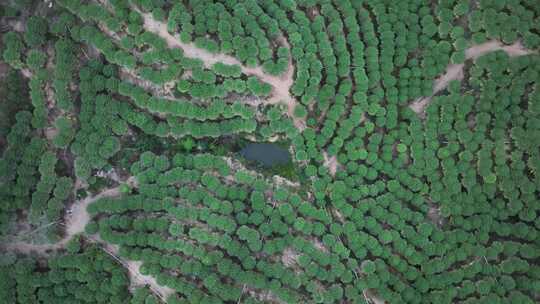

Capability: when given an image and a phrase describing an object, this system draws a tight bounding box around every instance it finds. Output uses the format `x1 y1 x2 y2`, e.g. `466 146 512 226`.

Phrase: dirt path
2 176 173 301
138 11 305 130
465 40 534 58
89 235 175 301
2 184 124 254
65 186 122 237
409 40 537 116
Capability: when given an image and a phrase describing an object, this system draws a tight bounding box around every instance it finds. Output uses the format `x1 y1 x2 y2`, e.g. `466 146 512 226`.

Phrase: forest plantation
0 0 539 303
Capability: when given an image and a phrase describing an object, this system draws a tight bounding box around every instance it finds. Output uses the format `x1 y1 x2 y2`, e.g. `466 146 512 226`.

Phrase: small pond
239 143 291 167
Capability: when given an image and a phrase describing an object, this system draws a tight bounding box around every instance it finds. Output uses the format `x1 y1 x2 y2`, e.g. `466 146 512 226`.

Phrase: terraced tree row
88 152 365 303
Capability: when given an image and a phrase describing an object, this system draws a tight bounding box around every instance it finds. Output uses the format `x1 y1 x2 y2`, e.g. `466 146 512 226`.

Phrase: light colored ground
139 12 305 130
281 247 300 268
20 68 32 78
125 259 175 300
44 127 59 140
310 237 329 253
409 40 536 116
364 289 386 304
465 39 533 58
322 151 339 177
64 186 122 237
7 19 25 32
272 174 300 188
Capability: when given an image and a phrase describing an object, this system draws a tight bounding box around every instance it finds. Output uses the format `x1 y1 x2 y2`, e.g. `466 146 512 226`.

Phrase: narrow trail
89 235 175 301
139 12 305 130
409 40 537 116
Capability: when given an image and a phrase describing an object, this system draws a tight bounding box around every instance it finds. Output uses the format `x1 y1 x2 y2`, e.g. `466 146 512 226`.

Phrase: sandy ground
322 151 339 176
223 156 299 189
19 56 62 141
20 68 33 78
272 175 300 188
139 12 305 130
7 19 25 32
364 289 386 304
44 127 59 140
310 237 329 253
281 247 300 268
125 259 175 300
64 186 122 237
409 40 536 116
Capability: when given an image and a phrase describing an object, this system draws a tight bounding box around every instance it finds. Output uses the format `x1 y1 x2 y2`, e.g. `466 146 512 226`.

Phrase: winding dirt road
409 40 536 116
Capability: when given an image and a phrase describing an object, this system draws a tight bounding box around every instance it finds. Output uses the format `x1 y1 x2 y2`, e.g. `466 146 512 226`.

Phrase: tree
74 157 91 181
361 260 376 274
53 116 75 148
53 177 73 201
293 104 308 118
451 50 466 64
2 32 24 68
24 16 48 47
26 50 47 70
99 136 121 159
247 77 272 97
212 62 241 78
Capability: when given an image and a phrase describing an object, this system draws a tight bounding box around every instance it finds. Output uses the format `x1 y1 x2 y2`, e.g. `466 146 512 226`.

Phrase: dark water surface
239 143 291 167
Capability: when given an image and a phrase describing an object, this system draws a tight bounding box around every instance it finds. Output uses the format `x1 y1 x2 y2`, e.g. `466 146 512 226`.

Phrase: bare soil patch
323 151 339 176
281 247 300 268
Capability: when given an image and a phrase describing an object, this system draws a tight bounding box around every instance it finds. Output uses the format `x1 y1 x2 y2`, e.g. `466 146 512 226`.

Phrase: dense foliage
0 0 539 303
